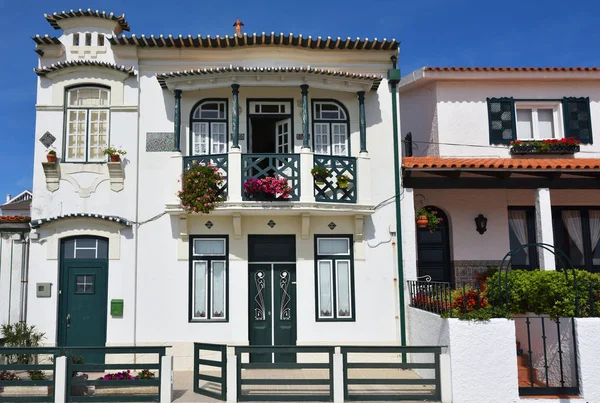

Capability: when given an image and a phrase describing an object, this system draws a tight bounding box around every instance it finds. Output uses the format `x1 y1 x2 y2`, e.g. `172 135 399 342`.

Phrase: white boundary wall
575 318 600 402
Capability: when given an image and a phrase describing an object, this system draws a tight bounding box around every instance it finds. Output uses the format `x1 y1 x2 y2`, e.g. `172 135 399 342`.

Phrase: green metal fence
193 342 227 401
341 346 442 402
242 154 301 201
234 345 334 402
64 346 166 402
0 347 60 402
183 154 229 198
313 156 357 203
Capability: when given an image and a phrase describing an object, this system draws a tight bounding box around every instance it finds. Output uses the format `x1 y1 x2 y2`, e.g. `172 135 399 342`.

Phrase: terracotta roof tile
403 157 600 170
425 66 600 73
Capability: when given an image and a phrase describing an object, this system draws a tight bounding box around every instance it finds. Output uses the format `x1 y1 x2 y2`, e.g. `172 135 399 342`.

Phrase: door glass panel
64 238 107 259
279 270 291 320
589 211 600 265
212 262 226 319
314 123 330 155
75 275 95 294
211 123 227 154
336 261 351 317
194 239 225 255
318 238 349 255
194 262 208 319
253 270 267 321
318 261 333 318
561 210 585 266
193 122 209 155
508 210 530 265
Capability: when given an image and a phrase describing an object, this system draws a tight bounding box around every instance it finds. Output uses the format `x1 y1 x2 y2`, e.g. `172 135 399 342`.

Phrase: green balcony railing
183 154 228 198
313 155 357 203
242 154 300 201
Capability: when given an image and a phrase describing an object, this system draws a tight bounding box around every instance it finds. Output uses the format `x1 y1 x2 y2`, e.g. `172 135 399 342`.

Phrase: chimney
5 194 10 203
233 18 244 37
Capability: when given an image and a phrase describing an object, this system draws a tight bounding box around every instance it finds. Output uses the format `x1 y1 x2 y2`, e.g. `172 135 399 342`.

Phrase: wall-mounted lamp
475 214 488 235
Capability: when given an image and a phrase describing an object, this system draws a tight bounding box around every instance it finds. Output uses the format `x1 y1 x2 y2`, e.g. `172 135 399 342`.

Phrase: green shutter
487 97 516 145
562 97 593 144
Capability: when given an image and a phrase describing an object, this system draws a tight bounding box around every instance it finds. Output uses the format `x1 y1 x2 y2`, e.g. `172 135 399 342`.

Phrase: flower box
244 176 291 201
510 139 581 154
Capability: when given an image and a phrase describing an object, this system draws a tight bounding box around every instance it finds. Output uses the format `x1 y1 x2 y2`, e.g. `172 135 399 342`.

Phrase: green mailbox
111 299 124 316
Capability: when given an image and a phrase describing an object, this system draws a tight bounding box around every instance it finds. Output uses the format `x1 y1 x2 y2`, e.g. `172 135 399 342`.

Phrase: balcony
181 152 367 208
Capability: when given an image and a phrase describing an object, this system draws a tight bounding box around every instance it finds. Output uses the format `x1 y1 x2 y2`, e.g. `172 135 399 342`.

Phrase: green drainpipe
388 55 407 353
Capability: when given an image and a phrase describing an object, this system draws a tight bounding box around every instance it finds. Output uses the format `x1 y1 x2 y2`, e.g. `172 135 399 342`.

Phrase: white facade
27 12 402 369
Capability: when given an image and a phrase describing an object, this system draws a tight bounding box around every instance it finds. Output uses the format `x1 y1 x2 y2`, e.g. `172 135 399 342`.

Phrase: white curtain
508 210 529 258
562 210 585 256
589 211 600 263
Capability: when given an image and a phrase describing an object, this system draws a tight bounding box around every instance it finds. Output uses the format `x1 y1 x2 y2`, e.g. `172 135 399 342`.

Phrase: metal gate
193 343 227 400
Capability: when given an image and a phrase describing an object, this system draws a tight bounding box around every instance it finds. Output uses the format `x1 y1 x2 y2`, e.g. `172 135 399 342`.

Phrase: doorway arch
416 206 452 283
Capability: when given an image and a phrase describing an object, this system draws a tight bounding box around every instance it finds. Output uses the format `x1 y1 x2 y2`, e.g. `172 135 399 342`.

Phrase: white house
399 66 600 284
28 10 403 370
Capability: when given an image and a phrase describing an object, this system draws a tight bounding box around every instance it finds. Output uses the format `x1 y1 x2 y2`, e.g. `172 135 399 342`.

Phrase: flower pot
313 175 328 185
315 180 325 186
110 154 121 162
338 182 348 189
416 215 429 228
46 154 57 163
249 192 276 201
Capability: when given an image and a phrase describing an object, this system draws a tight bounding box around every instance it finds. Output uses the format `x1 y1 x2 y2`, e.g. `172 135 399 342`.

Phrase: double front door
247 235 297 363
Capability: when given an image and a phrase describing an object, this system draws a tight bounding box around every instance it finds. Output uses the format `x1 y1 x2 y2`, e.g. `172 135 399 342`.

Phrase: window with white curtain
553 208 600 272
515 103 561 140
65 87 110 162
312 101 350 156
507 208 538 269
191 100 228 155
315 236 354 320
190 237 228 321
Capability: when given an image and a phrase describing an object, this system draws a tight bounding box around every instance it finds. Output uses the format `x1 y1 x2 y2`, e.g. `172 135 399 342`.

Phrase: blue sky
0 0 598 203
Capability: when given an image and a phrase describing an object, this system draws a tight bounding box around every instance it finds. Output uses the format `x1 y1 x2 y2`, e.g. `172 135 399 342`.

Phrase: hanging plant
311 166 331 185
336 174 350 189
178 161 225 214
415 208 442 232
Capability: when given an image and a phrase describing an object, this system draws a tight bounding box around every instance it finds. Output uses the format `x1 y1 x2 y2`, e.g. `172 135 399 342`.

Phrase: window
553 208 600 273
73 33 79 46
65 87 110 162
507 208 538 270
487 97 593 145
75 275 95 294
191 100 228 155
315 236 355 320
63 237 108 259
249 101 288 115
312 101 350 156
97 34 105 46
85 33 92 46
516 103 561 140
190 236 228 321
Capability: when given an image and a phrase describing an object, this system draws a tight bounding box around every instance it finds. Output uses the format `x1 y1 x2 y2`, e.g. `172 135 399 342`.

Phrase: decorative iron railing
313 155 357 203
242 154 300 201
183 154 228 198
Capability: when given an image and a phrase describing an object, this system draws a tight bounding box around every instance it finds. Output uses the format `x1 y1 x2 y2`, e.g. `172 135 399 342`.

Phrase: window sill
41 161 125 195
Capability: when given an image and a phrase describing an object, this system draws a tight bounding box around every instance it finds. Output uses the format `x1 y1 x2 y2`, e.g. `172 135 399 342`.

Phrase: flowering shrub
452 289 488 313
137 369 155 380
510 138 581 152
411 294 451 312
178 161 225 214
243 176 291 199
101 370 136 380
0 370 20 381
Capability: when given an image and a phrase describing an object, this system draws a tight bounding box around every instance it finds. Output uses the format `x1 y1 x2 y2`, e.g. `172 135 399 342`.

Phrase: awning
30 213 132 229
403 157 600 189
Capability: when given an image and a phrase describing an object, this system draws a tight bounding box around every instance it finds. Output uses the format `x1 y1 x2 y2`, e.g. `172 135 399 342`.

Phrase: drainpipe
388 55 407 352
19 233 30 323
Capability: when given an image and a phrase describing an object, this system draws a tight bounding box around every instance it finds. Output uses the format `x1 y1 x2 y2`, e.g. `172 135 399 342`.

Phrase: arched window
312 100 350 156
65 87 110 162
190 100 228 155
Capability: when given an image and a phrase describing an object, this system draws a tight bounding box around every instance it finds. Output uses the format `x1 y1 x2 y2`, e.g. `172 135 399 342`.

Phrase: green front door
58 237 109 364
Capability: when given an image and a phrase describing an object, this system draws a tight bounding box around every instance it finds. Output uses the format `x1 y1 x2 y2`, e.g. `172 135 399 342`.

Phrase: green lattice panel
313 156 357 203
242 154 300 201
183 154 228 198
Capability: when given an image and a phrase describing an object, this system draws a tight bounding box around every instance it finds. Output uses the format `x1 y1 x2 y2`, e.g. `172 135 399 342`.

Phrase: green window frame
190 99 229 155
552 207 600 273
507 207 538 270
314 235 355 321
189 235 229 322
312 100 351 156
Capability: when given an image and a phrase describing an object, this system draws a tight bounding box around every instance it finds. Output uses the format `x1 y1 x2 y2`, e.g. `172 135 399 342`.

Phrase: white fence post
440 353 452 403
54 356 67 403
160 355 173 403
226 348 237 402
333 347 344 403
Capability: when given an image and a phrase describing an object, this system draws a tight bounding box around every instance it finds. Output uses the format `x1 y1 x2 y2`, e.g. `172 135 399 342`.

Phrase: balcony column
535 188 556 271
300 84 310 149
231 84 240 149
174 89 182 152
357 91 367 154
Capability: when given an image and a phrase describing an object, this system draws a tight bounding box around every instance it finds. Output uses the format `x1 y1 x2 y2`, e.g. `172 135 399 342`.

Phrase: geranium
510 138 581 152
243 176 291 199
452 290 487 313
177 161 225 214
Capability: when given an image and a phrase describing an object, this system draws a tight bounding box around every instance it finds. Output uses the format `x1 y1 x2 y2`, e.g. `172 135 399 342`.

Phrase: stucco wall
575 318 600 402
398 82 438 156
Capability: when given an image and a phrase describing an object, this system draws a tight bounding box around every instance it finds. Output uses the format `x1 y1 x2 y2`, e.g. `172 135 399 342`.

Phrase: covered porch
401 157 600 284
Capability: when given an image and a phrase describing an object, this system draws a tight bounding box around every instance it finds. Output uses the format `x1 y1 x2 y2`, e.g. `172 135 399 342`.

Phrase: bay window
190 236 228 321
191 100 228 155
65 87 110 162
315 236 355 321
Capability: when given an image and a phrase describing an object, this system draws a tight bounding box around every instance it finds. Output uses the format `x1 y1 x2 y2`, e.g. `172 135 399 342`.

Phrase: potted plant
243 176 291 201
415 208 442 232
510 138 581 154
102 146 127 162
311 166 330 185
94 370 157 396
46 149 57 163
178 161 225 214
336 174 350 189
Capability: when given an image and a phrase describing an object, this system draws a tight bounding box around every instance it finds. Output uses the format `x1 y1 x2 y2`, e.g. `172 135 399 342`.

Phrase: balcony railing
241 154 301 201
314 155 357 203
183 154 228 198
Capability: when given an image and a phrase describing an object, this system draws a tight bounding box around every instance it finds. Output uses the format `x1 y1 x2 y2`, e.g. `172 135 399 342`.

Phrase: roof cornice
35 60 136 77
45 9 130 31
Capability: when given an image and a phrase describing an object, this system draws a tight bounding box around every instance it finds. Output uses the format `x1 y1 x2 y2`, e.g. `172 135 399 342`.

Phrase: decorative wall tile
146 132 176 152
452 260 502 285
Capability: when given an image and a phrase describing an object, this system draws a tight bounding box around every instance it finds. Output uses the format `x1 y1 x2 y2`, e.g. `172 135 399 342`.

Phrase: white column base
54 356 67 403
333 347 344 403
440 353 453 403
228 149 242 202
535 188 556 271
226 352 238 402
160 355 173 403
357 152 371 205
300 149 315 203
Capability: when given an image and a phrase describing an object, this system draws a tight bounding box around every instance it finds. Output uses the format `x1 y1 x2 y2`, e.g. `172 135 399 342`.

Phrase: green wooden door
58 238 109 364
248 264 296 363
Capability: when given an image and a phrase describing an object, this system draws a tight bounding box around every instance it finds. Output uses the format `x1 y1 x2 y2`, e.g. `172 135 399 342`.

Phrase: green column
358 91 367 153
174 89 182 151
300 84 310 148
231 84 240 149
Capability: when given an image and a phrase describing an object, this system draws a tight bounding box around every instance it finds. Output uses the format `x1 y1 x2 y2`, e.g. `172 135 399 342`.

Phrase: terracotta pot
110 154 121 162
46 154 57 163
416 215 429 228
